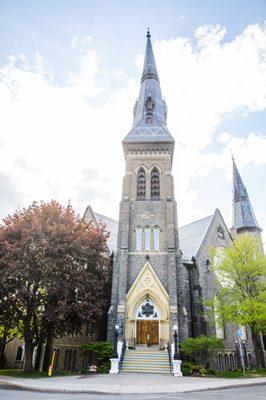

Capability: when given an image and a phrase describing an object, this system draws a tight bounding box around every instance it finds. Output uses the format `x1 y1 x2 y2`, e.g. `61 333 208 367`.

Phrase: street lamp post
109 324 120 374
183 259 198 338
173 324 179 360
172 324 183 377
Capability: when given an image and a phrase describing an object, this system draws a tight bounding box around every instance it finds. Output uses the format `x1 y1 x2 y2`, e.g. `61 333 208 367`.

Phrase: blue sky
0 0 265 246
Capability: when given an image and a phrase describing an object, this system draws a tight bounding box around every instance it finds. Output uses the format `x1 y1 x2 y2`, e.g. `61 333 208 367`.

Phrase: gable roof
179 214 213 260
94 212 118 252
83 206 118 254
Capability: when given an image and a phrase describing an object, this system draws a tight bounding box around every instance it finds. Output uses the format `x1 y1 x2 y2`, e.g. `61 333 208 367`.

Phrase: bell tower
108 30 187 347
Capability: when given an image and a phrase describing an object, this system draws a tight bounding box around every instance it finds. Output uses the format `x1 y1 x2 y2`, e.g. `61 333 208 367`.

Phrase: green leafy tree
210 234 266 368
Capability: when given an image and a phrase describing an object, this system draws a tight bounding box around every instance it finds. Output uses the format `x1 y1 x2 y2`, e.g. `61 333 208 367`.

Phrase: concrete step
121 348 171 375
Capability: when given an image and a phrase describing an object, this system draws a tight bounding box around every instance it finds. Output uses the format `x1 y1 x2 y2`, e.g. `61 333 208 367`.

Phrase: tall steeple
232 157 261 233
123 29 174 144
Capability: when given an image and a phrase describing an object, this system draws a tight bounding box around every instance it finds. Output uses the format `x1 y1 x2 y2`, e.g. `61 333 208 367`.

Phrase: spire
123 30 174 144
232 158 261 232
141 28 159 83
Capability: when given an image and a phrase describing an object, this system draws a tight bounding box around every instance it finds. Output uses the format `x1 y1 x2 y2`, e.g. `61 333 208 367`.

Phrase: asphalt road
0 385 265 400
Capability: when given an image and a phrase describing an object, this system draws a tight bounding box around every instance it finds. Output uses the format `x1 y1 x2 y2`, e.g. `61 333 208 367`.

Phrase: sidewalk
0 373 266 394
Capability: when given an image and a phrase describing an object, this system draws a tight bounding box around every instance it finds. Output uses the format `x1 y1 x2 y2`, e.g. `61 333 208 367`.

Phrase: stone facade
107 32 186 348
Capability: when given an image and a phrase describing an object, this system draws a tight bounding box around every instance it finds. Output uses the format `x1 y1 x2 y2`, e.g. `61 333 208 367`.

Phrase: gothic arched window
151 167 160 199
145 226 151 251
153 226 160 251
137 167 146 199
136 226 142 251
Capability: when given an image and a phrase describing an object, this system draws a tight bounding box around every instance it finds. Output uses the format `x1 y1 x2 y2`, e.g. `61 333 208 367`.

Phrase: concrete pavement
0 385 266 400
0 373 266 394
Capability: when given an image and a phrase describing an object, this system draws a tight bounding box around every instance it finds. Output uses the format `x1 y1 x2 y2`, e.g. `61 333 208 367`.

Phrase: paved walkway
0 373 266 394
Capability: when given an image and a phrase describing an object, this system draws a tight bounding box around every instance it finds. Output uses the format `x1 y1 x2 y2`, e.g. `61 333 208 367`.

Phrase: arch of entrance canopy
125 261 169 322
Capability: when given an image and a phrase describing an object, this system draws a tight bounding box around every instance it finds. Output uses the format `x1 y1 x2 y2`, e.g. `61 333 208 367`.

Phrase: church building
4 31 264 374
104 30 264 372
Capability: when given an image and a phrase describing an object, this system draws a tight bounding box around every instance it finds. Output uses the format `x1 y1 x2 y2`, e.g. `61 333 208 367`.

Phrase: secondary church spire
123 30 174 144
232 157 261 233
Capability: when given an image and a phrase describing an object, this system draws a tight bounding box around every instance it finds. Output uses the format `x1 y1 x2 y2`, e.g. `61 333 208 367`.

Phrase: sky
0 0 266 246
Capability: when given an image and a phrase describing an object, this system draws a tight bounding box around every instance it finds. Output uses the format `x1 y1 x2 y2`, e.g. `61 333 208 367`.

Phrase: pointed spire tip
146 28 151 38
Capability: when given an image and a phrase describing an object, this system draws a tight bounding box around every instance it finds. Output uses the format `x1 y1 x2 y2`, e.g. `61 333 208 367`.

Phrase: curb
0 379 266 394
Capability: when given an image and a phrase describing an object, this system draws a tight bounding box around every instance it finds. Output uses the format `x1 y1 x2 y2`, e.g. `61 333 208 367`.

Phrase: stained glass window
154 226 160 251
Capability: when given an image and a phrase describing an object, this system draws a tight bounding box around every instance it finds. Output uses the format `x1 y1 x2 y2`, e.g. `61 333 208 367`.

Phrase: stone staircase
120 347 172 374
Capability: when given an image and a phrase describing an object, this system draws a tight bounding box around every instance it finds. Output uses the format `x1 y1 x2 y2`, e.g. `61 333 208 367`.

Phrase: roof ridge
179 214 213 229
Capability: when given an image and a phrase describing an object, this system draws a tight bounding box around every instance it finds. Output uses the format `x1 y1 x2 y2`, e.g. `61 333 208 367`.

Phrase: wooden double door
136 320 159 345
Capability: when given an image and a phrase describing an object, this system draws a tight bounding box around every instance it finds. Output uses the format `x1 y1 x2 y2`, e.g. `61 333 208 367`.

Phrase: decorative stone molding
172 360 183 377
109 358 119 374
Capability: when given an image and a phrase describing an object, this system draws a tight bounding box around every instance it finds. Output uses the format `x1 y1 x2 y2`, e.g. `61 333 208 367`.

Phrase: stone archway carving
125 260 169 346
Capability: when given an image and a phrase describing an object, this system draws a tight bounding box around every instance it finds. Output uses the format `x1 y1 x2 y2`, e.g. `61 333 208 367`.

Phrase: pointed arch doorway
136 298 159 346
124 260 170 348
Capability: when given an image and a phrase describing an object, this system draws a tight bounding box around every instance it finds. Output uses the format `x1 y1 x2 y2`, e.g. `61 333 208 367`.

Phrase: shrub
191 364 203 372
180 336 225 356
182 362 193 369
97 361 111 374
82 341 114 373
82 341 114 362
206 367 216 375
181 367 192 376
199 367 207 376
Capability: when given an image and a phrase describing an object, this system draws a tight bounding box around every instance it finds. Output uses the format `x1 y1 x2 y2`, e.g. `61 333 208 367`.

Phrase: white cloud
68 50 102 98
195 24 227 48
70 35 93 49
71 35 78 48
0 23 265 244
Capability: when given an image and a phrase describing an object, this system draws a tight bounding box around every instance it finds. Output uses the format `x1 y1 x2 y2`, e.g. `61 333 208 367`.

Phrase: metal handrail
167 342 173 370
119 340 126 370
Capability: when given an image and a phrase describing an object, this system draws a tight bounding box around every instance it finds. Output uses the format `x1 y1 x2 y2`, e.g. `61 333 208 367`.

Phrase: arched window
54 348 60 370
229 354 234 371
224 354 229 371
67 349 73 372
234 353 239 369
64 349 69 371
136 227 142 251
151 167 160 199
218 354 223 371
145 227 151 251
137 167 146 199
248 353 252 369
153 226 160 251
72 349 77 372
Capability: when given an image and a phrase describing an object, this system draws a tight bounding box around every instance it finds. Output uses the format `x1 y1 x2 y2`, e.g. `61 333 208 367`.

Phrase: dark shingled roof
179 215 213 260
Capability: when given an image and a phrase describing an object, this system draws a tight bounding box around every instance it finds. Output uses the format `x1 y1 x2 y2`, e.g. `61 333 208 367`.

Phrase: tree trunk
42 328 54 372
24 339 34 372
251 327 265 369
0 336 7 369
34 338 44 371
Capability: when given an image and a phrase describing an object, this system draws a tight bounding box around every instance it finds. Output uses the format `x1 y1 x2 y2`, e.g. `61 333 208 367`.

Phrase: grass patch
0 369 73 379
214 369 266 379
